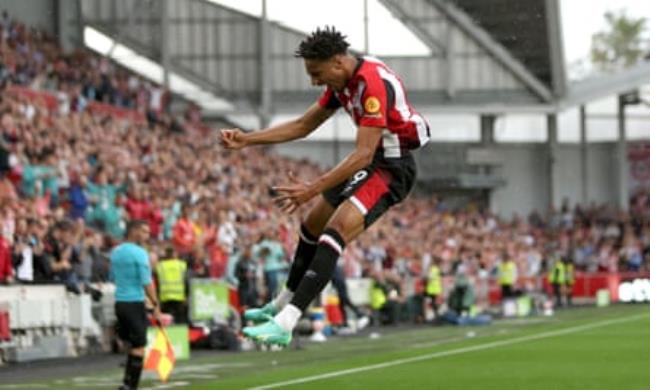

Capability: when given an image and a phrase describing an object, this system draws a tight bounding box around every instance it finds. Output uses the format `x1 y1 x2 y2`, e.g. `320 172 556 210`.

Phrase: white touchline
249 313 650 390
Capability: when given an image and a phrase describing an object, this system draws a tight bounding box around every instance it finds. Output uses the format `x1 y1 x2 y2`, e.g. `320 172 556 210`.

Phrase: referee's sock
276 228 345 331
123 353 144 389
284 224 319 293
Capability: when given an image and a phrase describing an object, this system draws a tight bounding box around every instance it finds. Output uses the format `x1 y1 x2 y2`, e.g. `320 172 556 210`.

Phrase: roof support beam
378 0 447 55
444 18 454 98
428 0 554 102
545 0 567 97
258 0 272 128
561 61 650 108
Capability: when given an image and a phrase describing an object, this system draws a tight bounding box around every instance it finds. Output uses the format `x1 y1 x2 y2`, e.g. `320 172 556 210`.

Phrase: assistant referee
110 219 161 390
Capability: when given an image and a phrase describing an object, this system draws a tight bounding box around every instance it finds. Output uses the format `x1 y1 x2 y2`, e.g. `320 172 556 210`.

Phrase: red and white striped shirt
317 56 430 158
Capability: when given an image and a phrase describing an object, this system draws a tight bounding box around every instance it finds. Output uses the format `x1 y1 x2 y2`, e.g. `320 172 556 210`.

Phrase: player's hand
219 128 248 150
272 171 318 214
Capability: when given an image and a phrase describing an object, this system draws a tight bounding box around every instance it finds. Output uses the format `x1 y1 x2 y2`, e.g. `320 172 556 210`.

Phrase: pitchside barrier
320 272 650 310
0 285 103 363
2 272 648 363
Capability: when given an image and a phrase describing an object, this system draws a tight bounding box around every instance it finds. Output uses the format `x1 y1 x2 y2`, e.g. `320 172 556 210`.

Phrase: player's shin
284 224 319 293
276 228 345 331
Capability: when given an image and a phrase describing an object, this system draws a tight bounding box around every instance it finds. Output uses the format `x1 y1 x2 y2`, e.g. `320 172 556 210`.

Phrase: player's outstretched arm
219 103 334 150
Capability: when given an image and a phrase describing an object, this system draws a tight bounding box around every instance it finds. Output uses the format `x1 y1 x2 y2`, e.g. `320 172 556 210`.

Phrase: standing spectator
155 246 188 324
27 218 51 283
497 253 517 301
235 246 258 312
424 256 443 320
171 204 196 259
86 167 126 237
20 153 55 199
217 210 237 255
0 139 9 176
45 219 80 293
476 260 490 308
331 263 368 330
548 253 566 307
563 256 575 307
68 173 89 220
253 234 286 300
0 231 12 284
11 217 33 282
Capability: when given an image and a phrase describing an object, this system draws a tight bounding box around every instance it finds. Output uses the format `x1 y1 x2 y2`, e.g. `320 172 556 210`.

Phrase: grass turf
3 304 648 390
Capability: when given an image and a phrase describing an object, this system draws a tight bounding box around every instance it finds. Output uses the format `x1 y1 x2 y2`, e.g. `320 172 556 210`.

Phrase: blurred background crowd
0 12 649 324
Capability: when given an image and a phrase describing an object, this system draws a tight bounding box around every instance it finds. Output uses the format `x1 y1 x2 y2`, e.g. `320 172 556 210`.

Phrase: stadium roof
79 0 650 130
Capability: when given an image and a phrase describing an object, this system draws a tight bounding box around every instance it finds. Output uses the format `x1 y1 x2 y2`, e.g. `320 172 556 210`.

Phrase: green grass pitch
5 304 649 390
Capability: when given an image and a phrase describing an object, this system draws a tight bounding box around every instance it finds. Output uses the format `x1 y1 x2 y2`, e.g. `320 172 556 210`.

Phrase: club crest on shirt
364 96 381 115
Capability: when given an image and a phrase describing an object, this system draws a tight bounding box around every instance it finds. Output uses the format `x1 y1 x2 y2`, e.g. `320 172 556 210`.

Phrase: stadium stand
0 9 649 362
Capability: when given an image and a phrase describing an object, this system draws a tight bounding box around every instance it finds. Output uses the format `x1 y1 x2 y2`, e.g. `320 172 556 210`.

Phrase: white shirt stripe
412 114 430 146
382 129 402 158
377 66 411 121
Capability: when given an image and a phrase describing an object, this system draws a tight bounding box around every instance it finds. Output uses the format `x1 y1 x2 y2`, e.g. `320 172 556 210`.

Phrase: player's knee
300 223 320 243
319 227 347 250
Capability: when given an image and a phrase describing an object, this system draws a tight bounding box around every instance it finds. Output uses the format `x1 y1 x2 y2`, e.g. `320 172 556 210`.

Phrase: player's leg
244 155 416 345
284 196 336 293
243 200 365 345
244 196 335 322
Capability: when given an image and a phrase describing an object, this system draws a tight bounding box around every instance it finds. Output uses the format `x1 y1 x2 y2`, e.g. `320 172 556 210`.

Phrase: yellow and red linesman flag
144 326 176 383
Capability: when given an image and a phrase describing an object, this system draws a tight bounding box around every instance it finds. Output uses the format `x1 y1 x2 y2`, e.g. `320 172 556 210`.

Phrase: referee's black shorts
115 301 148 348
323 151 416 228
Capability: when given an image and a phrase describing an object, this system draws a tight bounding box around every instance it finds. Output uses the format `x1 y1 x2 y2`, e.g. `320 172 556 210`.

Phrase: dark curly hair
294 26 350 60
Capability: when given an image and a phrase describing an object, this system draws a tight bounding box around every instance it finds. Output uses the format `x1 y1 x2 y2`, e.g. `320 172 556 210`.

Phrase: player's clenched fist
219 128 248 150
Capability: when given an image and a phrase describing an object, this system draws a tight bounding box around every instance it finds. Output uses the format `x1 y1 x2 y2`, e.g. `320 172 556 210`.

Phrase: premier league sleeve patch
364 96 381 115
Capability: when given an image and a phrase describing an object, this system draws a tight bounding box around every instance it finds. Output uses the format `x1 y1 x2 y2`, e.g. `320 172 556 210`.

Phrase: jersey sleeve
138 248 152 286
358 73 388 128
317 87 341 110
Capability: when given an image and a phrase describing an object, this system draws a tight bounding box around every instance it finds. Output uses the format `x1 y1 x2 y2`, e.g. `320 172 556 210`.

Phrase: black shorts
115 301 148 348
323 152 416 228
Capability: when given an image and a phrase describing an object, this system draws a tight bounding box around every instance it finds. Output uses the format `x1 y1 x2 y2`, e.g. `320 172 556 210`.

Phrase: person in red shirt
147 195 164 241
221 26 430 345
171 204 196 258
125 187 151 221
0 235 13 284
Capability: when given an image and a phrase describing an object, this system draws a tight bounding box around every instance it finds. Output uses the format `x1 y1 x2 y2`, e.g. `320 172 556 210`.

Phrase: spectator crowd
0 12 649 322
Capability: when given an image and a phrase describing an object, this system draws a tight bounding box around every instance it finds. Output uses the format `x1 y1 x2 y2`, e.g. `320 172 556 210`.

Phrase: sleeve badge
364 96 381 114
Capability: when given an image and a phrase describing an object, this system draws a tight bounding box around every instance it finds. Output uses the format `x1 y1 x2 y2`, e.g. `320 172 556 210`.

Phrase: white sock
271 289 294 311
273 304 302 332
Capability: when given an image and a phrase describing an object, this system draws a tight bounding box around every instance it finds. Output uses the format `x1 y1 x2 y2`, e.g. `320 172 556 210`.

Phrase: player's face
304 56 347 91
